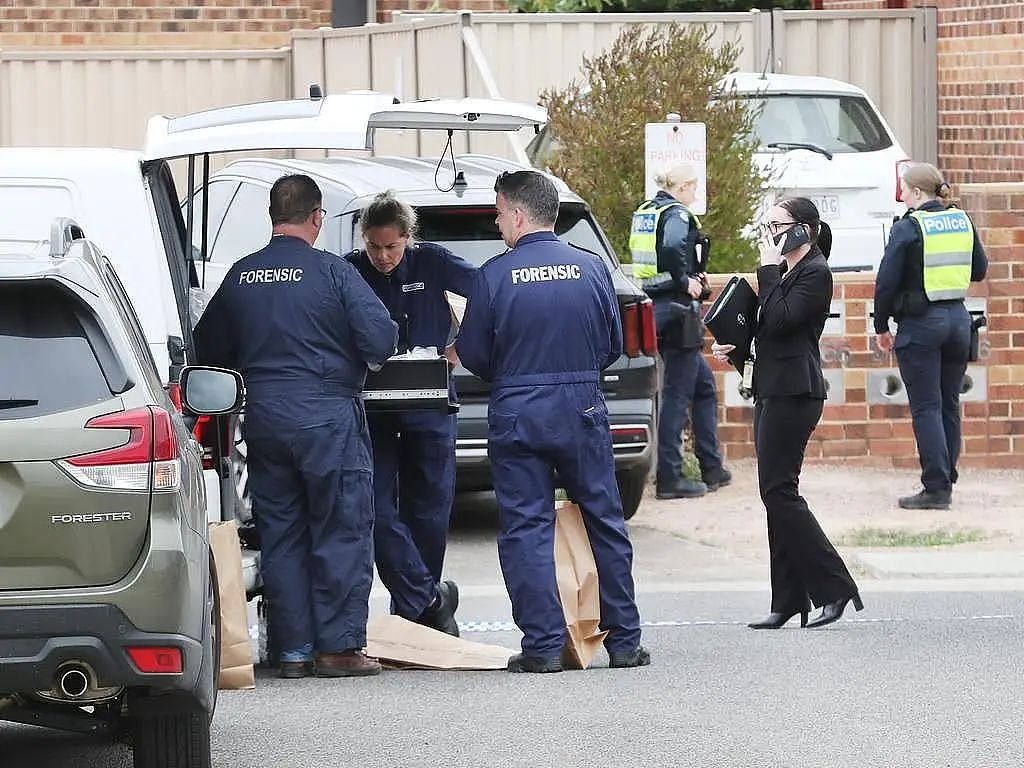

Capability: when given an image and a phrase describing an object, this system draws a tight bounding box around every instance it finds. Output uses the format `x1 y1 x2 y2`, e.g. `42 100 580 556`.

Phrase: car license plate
812 195 840 219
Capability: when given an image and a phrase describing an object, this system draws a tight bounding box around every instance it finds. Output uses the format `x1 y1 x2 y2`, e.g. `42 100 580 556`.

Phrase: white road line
457 614 1020 633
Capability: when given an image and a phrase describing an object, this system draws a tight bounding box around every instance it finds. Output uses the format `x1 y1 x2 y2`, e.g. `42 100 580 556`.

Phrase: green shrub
538 24 765 273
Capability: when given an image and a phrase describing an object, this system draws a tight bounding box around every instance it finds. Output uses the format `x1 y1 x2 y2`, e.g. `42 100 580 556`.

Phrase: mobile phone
779 224 810 254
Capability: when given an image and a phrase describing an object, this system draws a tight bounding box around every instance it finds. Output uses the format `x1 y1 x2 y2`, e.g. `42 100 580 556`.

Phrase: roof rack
49 217 85 260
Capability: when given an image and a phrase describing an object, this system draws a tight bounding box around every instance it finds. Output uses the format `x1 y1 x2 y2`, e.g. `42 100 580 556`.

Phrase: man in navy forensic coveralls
457 170 650 673
195 174 397 679
347 191 476 636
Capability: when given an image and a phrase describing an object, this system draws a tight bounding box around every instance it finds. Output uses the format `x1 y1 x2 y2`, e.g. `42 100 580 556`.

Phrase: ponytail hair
902 162 954 207
778 196 831 261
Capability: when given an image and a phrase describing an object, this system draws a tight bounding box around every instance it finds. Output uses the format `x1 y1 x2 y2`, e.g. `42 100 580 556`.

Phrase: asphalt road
3 506 1023 768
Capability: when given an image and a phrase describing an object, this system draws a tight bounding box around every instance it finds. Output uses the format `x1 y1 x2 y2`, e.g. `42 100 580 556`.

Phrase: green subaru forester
0 219 244 768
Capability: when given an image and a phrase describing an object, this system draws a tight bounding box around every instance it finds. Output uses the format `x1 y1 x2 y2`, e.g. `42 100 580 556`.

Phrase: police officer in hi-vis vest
195 174 398 679
874 162 987 510
629 163 730 500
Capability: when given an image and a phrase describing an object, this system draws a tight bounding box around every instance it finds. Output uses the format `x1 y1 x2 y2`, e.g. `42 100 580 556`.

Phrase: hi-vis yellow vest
628 201 700 286
909 208 974 301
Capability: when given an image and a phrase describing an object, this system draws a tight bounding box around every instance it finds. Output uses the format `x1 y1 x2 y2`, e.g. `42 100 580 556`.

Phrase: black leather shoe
702 466 733 492
655 477 707 500
747 610 808 629
806 594 864 629
418 580 460 637
507 653 563 673
608 646 651 668
278 661 314 679
898 489 951 510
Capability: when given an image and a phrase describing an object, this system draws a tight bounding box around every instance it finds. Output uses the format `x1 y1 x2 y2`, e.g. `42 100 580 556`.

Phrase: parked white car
724 72 909 272
527 72 909 272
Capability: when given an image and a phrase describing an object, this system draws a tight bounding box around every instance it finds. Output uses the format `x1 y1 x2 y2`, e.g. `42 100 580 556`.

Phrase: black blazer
752 247 831 400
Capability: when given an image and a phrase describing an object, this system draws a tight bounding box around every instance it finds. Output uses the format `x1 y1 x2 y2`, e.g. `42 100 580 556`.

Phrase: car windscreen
0 283 119 419
415 203 613 267
747 94 892 154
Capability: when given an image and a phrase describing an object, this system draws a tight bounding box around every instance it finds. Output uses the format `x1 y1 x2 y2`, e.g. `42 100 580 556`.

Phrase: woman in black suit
712 197 862 629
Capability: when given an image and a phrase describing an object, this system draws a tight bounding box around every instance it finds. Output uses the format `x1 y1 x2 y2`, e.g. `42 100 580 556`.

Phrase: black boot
747 610 808 629
507 653 563 673
655 477 707 500
898 489 951 510
805 594 864 629
608 646 651 668
702 466 733 492
417 580 460 637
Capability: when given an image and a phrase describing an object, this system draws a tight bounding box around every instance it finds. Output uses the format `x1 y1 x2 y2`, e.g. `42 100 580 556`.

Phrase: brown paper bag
208 521 256 690
554 501 608 669
366 615 514 670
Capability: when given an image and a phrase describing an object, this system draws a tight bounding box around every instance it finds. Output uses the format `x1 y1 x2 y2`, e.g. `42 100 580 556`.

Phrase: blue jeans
895 302 972 492
657 346 723 483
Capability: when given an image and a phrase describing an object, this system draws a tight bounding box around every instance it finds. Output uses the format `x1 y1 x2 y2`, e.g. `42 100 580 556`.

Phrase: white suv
724 72 909 272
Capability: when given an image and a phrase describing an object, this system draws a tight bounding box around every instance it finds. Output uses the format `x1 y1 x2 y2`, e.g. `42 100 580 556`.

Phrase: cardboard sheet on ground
555 501 609 669
209 520 256 690
366 615 514 670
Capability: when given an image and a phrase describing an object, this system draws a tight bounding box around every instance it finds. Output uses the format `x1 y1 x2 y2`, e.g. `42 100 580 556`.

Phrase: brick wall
0 0 333 48
819 0 1024 185
709 182 1024 470
0 1 510 47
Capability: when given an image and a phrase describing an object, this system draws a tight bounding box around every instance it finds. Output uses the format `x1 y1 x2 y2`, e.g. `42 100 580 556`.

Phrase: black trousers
754 396 858 613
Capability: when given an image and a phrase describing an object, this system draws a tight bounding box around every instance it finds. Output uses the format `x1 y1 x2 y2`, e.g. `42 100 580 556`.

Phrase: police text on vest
511 264 583 284
238 268 304 284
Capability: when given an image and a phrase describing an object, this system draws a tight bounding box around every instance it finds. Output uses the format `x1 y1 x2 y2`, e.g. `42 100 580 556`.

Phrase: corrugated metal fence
0 8 936 163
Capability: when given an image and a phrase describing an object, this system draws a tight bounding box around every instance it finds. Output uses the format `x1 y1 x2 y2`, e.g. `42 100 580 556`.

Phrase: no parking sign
644 121 708 215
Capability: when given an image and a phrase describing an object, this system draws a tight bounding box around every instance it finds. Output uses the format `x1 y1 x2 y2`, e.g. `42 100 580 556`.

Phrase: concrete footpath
631 458 1024 581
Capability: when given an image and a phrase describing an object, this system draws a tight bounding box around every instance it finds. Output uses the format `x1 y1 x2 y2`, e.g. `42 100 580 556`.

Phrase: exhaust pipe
56 664 91 699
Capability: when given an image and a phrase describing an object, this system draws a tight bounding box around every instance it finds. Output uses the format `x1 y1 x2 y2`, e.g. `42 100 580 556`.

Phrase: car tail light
895 159 912 202
126 646 183 674
622 302 642 358
192 415 231 472
622 300 658 358
639 299 658 356
58 407 181 491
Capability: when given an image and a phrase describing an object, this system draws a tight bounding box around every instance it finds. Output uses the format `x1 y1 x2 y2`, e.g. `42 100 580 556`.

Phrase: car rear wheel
131 707 211 768
616 467 648 521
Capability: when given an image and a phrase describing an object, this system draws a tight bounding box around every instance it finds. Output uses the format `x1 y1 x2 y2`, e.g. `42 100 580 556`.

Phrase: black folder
703 276 757 374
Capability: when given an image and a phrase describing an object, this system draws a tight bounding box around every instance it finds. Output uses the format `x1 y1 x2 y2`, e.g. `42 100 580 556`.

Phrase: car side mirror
179 366 244 415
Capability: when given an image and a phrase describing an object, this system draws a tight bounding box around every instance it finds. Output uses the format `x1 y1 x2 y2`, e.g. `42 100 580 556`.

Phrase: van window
0 185 75 256
415 203 612 267
0 284 115 419
212 182 271 266
749 94 892 154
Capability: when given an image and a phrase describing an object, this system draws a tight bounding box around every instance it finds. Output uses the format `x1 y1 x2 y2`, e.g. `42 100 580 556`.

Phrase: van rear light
622 302 641 358
126 646 183 674
639 299 658 356
58 406 181 491
895 158 911 202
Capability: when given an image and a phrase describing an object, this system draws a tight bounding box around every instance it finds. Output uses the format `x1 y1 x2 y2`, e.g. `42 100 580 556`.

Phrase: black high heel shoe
747 609 809 629
805 594 864 629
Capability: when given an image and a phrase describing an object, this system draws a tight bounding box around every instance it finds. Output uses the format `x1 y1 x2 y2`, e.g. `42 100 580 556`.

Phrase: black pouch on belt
658 301 704 350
